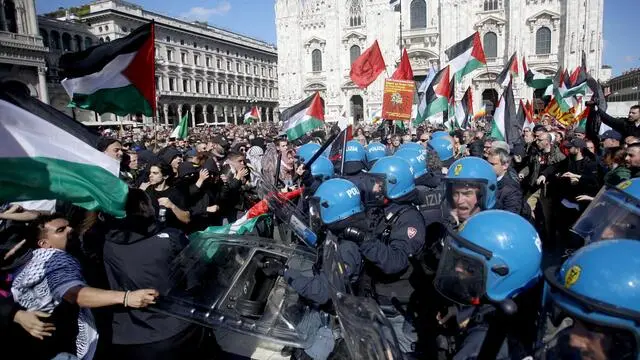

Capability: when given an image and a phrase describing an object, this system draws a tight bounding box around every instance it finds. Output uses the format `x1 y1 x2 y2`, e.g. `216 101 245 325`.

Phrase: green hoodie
604 165 631 187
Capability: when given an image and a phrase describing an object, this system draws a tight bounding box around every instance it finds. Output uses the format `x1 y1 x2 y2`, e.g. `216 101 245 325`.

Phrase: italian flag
445 32 486 81
170 113 189 139
190 189 303 259
243 106 260 124
0 89 128 217
60 23 155 116
522 56 553 90
414 66 451 126
281 92 325 141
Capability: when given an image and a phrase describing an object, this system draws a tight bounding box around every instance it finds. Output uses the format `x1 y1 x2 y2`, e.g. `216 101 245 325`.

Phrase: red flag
392 48 414 81
350 41 386 89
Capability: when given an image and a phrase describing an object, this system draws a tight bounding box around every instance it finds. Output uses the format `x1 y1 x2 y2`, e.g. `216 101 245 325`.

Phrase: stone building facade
82 0 279 126
275 0 608 122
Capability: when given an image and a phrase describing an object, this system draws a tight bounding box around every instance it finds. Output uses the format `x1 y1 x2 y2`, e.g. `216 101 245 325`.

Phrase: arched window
50 31 61 49
348 0 363 27
85 37 93 49
40 29 49 47
410 0 427 29
74 35 82 51
483 32 497 58
350 45 361 64
99 37 104 44
312 49 322 72
536 27 552 55
483 0 500 11
4 0 17 33
105 36 111 42
62 33 72 51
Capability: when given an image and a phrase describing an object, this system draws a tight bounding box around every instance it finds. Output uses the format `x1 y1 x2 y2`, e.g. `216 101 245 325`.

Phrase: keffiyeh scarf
11 248 98 360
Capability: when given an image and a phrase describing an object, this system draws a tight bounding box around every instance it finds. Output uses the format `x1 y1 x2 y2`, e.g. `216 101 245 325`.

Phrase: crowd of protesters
1 102 640 360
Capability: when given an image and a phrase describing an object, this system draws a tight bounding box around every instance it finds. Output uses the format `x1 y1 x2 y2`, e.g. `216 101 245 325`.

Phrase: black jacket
496 174 525 215
598 108 640 139
102 220 193 345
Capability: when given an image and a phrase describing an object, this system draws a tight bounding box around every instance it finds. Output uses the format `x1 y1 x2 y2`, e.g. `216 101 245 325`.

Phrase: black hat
161 148 182 165
178 162 199 178
569 138 586 149
600 130 622 141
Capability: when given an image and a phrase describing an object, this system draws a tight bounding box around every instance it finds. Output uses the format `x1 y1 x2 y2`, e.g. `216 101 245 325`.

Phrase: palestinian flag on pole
445 32 486 81
170 113 189 139
281 92 325 141
60 22 156 116
522 56 553 89
517 99 535 130
490 80 518 143
496 52 518 87
553 68 587 113
0 89 128 217
456 86 474 129
576 106 591 128
414 66 451 126
447 76 458 128
244 106 260 124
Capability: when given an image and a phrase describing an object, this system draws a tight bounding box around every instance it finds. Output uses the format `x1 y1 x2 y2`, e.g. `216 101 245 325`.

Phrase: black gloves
260 259 285 277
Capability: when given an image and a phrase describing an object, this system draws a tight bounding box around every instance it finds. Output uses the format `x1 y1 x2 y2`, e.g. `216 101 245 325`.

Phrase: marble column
223 107 228 125
233 107 238 125
163 104 169 125
267 107 271 122
203 109 208 124
14 4 24 34
190 104 196 127
38 66 49 104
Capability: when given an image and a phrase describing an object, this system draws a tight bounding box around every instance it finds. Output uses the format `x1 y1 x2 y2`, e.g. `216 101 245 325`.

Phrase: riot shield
322 234 403 360
151 233 318 348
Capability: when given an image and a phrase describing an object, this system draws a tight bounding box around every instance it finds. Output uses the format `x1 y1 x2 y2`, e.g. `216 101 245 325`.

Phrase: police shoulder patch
407 227 417 239
618 180 633 190
564 265 581 288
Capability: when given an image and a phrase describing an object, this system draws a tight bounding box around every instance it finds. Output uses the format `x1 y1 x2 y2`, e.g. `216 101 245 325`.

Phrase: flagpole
399 0 403 55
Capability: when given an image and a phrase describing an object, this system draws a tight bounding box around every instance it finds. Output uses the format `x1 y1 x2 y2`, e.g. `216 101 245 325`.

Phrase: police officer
394 148 446 228
443 157 498 227
366 141 387 168
431 210 543 360
429 136 456 170
536 239 640 359
341 139 368 176
300 155 334 196
571 178 640 247
341 156 426 354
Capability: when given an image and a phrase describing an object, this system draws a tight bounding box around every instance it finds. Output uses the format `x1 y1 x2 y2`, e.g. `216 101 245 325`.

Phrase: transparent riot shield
151 233 318 348
322 234 403 360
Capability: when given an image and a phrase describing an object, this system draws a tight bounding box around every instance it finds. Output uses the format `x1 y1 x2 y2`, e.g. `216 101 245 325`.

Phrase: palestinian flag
447 75 457 128
496 52 518 87
569 66 587 87
576 106 590 128
281 92 325 141
456 87 473 129
327 125 353 163
414 66 451 126
170 113 189 139
0 89 128 217
60 22 155 116
522 56 553 89
490 80 518 143
554 69 587 113
445 32 486 81
244 106 260 124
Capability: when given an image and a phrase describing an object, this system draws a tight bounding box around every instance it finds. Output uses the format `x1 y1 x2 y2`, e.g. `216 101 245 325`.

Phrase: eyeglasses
420 139 429 142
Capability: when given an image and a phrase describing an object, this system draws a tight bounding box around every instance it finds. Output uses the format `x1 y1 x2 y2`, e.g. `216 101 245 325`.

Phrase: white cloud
180 1 231 21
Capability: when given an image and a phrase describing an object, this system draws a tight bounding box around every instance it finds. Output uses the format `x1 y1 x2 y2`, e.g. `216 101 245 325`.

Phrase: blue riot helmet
309 156 334 180
365 141 387 166
341 140 367 174
428 137 454 162
539 239 640 359
309 178 364 229
368 156 415 199
444 157 497 222
570 178 640 245
398 142 427 155
431 131 450 140
296 143 322 163
433 210 542 305
394 148 428 179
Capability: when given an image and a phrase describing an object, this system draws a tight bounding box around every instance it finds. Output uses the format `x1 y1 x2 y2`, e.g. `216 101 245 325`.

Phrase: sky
37 0 640 76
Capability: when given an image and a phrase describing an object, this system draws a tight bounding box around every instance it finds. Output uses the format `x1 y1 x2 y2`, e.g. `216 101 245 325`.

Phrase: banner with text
382 79 415 121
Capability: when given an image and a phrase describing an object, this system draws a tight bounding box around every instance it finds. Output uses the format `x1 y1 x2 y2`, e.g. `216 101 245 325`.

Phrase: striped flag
445 32 487 81
243 106 260 124
0 89 128 217
281 92 325 141
414 66 451 126
170 113 189 139
60 22 156 116
496 52 518 87
490 80 518 144
456 87 474 129
522 56 553 90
